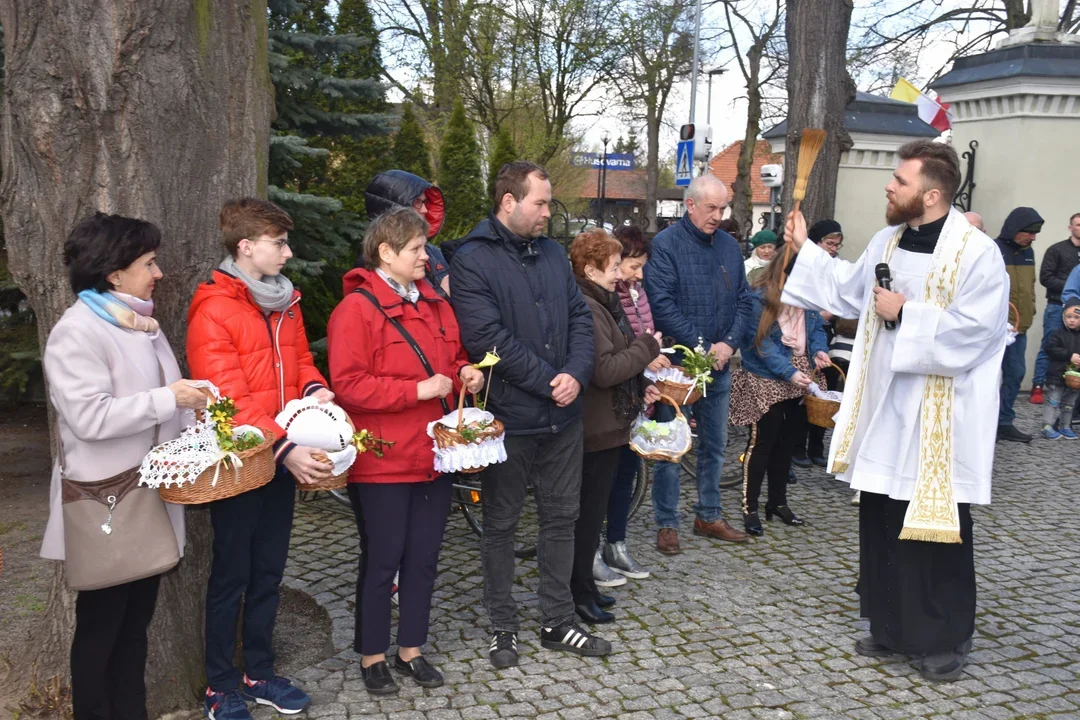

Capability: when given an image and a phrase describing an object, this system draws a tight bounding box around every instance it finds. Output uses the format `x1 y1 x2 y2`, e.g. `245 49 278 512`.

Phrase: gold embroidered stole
829 219 972 544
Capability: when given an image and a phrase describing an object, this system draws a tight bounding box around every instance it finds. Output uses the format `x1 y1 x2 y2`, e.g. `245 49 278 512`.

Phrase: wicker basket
805 365 847 429
301 414 356 492
432 385 505 474
1008 302 1020 331
158 391 277 505
630 395 693 462
653 366 703 406
1065 374 1080 391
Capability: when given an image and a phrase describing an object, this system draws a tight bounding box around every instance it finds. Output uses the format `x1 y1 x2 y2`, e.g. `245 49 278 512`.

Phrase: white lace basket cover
807 382 843 403
426 407 507 473
139 381 267 489
274 398 357 476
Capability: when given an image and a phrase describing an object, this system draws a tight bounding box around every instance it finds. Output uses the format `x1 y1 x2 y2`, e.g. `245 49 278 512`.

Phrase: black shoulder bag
355 288 453 415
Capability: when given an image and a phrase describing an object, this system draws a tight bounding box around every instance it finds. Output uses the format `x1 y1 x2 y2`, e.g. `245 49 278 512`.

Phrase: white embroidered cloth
426 408 507 473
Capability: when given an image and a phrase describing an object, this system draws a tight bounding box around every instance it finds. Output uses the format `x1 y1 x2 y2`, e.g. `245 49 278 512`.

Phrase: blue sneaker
1041 425 1061 440
204 689 252 720
1060 427 1078 440
240 675 311 714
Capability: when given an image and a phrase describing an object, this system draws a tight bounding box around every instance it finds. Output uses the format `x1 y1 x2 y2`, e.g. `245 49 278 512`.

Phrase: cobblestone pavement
263 401 1080 720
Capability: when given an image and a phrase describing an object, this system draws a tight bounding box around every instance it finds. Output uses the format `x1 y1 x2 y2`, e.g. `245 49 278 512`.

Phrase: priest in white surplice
781 140 1009 682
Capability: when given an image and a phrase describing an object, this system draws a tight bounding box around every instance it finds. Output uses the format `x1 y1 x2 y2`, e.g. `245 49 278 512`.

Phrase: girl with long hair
728 250 830 536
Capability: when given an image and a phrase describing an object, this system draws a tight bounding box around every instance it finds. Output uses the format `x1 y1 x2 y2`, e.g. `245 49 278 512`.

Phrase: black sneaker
996 424 1032 443
489 630 518 668
540 623 612 657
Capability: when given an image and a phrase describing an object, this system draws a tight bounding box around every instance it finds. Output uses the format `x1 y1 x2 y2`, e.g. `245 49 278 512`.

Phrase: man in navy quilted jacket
644 175 753 553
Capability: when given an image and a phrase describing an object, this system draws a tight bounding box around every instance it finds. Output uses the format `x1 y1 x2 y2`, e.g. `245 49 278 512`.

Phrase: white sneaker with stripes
539 623 612 657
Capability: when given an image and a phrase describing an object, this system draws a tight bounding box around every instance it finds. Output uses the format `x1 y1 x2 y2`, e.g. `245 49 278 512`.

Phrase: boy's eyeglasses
257 238 291 251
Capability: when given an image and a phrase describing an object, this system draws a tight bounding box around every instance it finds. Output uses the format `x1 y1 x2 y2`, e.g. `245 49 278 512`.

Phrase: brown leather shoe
693 517 750 542
656 528 681 555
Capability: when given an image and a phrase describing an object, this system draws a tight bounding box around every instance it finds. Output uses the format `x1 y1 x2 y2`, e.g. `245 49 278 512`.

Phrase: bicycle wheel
627 456 651 520
678 436 744 489
329 487 353 508
451 474 538 559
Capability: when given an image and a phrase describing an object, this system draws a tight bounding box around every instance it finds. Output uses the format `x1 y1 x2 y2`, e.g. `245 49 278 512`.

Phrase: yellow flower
211 410 230 424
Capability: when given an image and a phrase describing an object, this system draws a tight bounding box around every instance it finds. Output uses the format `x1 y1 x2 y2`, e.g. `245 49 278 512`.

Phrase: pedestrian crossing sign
675 140 694 187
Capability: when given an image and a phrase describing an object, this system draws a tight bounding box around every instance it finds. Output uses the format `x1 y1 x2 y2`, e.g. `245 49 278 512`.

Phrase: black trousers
346 482 369 653
71 574 161 720
353 475 453 656
858 491 976 655
482 421 583 631
570 446 622 605
204 466 295 691
742 397 801 515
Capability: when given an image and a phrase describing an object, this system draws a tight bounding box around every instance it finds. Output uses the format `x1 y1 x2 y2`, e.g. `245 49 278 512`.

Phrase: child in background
1041 297 1080 439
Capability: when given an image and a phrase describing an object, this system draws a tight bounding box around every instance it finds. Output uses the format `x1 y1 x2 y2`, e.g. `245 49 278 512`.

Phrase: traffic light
680 124 713 161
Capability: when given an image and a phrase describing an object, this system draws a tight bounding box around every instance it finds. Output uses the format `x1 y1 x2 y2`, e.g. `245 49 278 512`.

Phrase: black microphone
875 263 896 331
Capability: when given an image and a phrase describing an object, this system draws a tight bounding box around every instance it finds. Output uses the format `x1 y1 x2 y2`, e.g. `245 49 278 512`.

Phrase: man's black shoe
791 454 812 468
996 425 1032 443
540 623 612 656
921 637 972 681
810 455 827 467
489 631 518 669
855 636 895 657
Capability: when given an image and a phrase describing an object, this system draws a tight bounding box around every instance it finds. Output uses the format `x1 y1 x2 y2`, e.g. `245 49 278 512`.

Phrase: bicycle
322 428 747 558
325 474 540 559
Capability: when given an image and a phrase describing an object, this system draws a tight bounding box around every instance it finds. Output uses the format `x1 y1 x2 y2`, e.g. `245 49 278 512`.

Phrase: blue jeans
652 370 731 529
1032 302 1064 387
998 333 1028 427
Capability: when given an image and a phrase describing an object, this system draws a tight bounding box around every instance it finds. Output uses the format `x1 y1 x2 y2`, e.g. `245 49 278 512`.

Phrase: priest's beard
886 193 925 226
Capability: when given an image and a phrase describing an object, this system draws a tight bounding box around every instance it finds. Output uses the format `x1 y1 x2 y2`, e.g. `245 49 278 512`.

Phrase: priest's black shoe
743 512 764 537
855 636 895 657
575 600 615 624
791 454 812 468
765 504 805 526
393 654 444 688
921 637 972 681
810 455 827 467
996 424 1032 443
361 661 399 695
596 594 616 609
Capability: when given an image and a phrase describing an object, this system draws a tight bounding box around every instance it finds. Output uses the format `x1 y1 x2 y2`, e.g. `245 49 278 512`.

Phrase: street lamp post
706 68 727 125
598 132 610 226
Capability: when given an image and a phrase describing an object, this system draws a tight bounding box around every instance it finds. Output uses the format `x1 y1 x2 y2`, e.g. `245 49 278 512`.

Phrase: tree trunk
0 0 273 714
782 0 855 227
645 111 661 232
732 44 764 238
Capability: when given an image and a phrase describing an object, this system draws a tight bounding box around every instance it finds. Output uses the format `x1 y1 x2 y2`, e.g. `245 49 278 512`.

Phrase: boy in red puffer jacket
187 198 332 719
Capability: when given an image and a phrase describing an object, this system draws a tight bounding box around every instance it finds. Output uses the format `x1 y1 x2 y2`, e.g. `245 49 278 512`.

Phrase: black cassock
857 491 976 655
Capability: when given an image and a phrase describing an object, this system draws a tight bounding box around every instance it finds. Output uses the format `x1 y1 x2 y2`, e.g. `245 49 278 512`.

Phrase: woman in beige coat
41 213 205 720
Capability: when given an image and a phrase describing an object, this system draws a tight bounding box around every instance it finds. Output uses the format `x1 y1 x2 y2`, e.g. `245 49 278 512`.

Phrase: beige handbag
60 406 180 591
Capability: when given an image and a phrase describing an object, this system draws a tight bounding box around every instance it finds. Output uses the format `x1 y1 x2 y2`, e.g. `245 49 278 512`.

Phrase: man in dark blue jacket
644 174 753 554
451 161 609 668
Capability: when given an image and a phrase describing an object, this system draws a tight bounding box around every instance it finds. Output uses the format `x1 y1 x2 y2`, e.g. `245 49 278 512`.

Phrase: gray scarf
219 256 295 314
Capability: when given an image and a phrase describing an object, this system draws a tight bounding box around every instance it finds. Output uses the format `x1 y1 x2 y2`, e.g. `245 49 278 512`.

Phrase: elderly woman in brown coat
567 229 662 625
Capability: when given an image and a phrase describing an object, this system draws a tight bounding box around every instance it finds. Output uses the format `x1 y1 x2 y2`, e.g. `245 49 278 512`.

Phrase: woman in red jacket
328 207 484 696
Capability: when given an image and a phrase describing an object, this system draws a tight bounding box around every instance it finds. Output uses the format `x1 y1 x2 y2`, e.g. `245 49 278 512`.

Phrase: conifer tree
487 126 519 202
392 103 434 179
268 0 390 354
439 99 488 238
